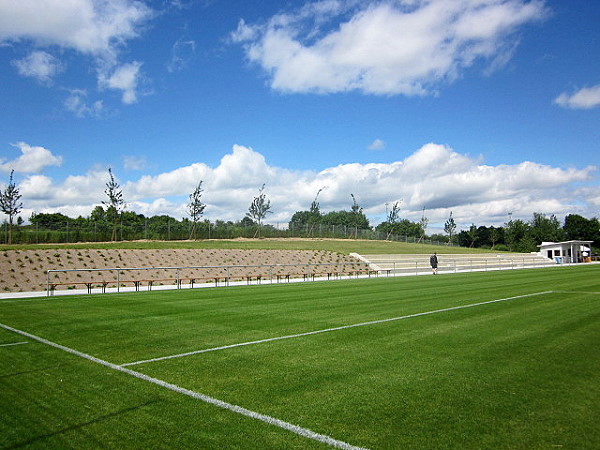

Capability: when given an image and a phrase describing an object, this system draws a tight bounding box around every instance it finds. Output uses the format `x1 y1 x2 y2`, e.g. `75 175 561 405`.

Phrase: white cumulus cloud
0 0 153 107
368 139 385 150
12 50 63 83
0 0 152 58
232 0 548 95
100 61 144 104
128 162 212 199
555 84 600 110
123 155 148 171
18 175 55 200
64 89 104 118
0 142 63 174
13 143 597 231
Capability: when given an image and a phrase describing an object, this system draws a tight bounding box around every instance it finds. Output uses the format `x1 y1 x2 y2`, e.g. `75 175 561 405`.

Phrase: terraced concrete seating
352 253 554 275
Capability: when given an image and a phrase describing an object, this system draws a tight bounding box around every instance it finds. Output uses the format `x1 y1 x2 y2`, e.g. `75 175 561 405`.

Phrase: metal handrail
45 261 369 296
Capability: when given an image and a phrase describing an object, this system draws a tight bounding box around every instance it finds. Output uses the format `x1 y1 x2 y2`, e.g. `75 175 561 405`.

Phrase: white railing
367 256 555 276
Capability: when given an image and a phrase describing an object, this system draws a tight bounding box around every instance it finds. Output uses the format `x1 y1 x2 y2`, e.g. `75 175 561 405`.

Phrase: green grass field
1 265 599 449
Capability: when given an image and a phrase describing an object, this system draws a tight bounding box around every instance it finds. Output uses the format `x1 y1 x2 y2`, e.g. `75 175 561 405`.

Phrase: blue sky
1 0 599 233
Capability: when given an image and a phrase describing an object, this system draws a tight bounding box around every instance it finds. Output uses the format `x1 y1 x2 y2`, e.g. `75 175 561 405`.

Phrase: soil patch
0 248 365 293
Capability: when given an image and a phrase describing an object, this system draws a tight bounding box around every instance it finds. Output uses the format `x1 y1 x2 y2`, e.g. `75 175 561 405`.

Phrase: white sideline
122 290 553 367
0 322 367 450
0 341 28 347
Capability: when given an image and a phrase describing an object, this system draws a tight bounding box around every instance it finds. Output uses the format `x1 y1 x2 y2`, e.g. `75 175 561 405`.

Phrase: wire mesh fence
2 221 454 247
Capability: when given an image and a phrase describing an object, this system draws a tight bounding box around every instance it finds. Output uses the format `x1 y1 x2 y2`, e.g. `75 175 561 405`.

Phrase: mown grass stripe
121 290 553 367
0 321 368 450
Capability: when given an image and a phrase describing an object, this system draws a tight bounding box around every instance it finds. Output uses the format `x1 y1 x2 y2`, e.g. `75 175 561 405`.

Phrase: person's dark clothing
430 254 438 268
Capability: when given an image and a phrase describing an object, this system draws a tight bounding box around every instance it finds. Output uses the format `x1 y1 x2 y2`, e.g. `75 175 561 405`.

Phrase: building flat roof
538 240 593 247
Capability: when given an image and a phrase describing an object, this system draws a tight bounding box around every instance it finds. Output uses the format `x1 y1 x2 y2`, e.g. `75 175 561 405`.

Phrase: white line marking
0 322 367 450
122 291 553 367
0 297 53 304
0 341 28 347
552 290 600 295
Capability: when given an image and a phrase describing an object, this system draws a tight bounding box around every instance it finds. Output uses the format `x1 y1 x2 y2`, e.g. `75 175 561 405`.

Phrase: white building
538 240 593 263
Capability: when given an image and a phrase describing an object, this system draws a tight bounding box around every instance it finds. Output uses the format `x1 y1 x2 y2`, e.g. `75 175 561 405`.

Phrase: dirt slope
0 248 364 293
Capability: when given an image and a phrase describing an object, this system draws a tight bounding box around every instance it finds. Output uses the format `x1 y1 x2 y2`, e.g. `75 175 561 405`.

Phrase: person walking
430 252 438 275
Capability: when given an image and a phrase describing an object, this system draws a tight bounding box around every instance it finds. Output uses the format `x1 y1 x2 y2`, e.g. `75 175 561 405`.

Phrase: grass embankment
0 238 502 255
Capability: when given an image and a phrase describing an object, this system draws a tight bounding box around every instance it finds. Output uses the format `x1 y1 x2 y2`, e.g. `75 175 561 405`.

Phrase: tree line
454 213 599 252
0 169 274 244
1 169 599 251
289 193 599 252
